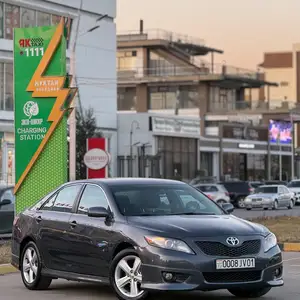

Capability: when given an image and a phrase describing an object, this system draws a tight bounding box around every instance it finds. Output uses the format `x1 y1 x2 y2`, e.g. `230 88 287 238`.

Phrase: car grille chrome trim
195 240 261 257
203 270 262 283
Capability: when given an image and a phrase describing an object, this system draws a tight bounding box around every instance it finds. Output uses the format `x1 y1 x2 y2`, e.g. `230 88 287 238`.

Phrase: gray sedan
244 185 294 210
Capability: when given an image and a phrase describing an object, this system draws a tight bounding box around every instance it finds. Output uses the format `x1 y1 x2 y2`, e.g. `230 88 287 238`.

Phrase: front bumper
245 199 273 209
140 244 283 292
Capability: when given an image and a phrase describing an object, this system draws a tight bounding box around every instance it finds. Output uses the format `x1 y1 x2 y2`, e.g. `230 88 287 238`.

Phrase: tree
75 107 102 179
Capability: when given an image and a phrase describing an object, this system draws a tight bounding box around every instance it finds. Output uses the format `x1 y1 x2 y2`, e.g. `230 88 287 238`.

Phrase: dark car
0 186 15 234
11 179 283 300
219 181 261 208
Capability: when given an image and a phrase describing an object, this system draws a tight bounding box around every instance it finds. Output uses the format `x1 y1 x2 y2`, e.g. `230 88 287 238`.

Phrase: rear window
221 182 248 192
287 181 300 188
256 186 278 194
196 185 218 192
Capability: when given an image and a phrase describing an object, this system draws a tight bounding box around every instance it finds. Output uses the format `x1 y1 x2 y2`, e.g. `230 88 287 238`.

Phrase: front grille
203 271 262 283
195 240 261 257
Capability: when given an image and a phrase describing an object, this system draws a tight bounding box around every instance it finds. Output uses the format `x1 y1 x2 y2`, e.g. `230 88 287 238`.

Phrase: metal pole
69 0 83 181
279 143 282 181
291 114 295 180
129 130 133 177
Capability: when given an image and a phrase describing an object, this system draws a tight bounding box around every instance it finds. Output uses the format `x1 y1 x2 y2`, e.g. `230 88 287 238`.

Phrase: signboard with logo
221 124 268 141
151 116 200 136
14 20 77 213
85 138 111 178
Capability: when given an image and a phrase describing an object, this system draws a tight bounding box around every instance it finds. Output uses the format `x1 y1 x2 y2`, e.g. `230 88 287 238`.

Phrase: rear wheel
228 287 271 298
20 241 52 290
273 200 278 210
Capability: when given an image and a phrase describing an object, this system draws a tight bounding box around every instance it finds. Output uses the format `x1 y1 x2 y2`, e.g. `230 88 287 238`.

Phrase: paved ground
234 205 300 220
0 252 299 300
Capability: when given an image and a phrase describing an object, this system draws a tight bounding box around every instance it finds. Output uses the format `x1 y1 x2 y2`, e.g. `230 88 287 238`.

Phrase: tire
110 248 148 300
236 197 245 208
263 208 268 211
246 208 252 211
288 199 294 209
20 241 52 290
228 287 272 298
217 199 227 205
273 200 278 210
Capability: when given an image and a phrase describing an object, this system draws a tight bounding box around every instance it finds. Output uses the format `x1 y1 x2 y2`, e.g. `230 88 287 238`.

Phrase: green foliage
76 108 102 180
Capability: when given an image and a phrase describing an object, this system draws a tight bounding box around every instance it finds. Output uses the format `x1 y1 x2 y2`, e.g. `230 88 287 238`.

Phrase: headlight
244 197 251 202
263 233 277 252
144 236 195 254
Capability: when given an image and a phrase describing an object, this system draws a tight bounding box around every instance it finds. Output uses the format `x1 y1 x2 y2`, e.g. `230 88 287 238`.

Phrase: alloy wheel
114 255 143 298
238 197 245 208
22 247 38 284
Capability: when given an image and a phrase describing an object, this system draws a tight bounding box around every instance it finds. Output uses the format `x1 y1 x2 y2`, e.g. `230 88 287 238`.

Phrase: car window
287 181 300 188
41 184 82 213
110 184 224 216
221 182 247 192
278 187 284 194
1 188 15 202
77 184 109 215
256 186 278 194
197 185 218 192
283 187 289 193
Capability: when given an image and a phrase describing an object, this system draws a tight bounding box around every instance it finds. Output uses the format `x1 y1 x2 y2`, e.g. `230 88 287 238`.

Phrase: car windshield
255 186 278 194
110 184 224 216
196 185 218 193
287 181 300 188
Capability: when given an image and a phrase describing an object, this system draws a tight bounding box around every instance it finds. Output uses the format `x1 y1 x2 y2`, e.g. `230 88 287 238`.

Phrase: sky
116 0 300 70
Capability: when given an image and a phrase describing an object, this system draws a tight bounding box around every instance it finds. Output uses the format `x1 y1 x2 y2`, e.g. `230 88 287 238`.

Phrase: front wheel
236 197 245 208
228 287 272 298
20 241 52 290
273 200 278 210
288 199 294 209
110 249 148 300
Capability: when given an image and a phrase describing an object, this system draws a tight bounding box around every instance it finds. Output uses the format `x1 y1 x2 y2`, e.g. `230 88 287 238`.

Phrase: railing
118 63 260 81
208 99 296 113
117 29 206 46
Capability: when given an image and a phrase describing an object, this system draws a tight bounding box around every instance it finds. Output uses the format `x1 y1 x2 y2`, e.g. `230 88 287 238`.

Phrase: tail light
225 192 229 196
249 188 254 193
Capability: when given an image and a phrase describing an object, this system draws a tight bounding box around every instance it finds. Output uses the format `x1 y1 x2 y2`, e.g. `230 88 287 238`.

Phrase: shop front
199 123 293 181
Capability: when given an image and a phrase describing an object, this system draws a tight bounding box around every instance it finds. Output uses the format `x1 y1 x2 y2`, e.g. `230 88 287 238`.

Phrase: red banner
85 138 110 179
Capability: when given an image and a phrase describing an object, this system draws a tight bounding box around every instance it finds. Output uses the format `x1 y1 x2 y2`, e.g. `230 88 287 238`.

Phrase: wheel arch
19 236 36 267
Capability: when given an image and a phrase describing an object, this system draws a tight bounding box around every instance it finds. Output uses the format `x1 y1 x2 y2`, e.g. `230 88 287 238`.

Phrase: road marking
290 265 300 267
283 257 300 262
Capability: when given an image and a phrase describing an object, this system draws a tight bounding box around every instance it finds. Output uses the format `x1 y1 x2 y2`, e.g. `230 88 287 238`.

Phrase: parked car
287 180 300 205
11 178 283 299
194 184 230 205
218 181 259 208
0 186 15 234
244 185 294 210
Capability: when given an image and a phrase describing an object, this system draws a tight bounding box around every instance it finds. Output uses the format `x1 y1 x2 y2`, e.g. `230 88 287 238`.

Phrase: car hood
247 193 276 198
127 215 268 238
287 187 300 192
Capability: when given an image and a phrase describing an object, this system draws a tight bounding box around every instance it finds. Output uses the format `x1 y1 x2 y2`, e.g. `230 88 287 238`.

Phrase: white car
194 184 230 205
244 185 294 210
287 180 300 204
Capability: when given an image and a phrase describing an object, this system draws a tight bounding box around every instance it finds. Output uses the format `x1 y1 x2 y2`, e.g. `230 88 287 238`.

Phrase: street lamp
129 120 140 176
68 7 108 181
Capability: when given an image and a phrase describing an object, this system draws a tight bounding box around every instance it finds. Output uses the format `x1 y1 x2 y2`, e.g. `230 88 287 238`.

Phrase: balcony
208 99 297 113
118 63 261 84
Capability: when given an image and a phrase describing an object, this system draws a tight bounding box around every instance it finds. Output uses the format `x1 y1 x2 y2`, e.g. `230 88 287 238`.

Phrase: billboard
14 20 77 213
269 120 292 144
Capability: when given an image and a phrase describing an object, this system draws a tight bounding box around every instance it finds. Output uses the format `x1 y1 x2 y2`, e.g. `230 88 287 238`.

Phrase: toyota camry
11 178 283 300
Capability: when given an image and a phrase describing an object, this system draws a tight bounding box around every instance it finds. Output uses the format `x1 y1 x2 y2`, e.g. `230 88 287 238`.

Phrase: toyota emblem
226 237 240 246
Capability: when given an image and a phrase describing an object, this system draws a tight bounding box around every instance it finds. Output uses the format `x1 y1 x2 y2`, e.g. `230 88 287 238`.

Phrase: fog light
163 272 173 280
274 268 281 279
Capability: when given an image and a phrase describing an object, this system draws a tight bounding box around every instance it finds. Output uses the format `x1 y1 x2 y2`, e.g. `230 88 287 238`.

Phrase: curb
0 264 18 275
278 243 300 252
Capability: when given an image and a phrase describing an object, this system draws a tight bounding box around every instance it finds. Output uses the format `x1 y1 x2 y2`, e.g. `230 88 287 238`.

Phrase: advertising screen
269 120 292 144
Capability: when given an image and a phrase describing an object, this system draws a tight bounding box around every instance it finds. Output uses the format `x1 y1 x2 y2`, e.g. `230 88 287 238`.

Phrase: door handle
35 216 42 223
69 220 77 228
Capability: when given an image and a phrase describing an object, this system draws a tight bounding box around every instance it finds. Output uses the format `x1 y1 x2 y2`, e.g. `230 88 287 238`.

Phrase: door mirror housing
222 203 234 214
0 199 12 206
87 206 110 218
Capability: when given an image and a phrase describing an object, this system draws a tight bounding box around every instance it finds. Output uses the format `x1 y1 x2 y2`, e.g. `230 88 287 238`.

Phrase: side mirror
87 206 110 218
222 203 234 214
0 199 12 206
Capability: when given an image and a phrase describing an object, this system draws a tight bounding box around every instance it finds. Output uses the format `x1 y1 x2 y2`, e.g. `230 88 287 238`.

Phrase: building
116 21 294 182
0 0 117 183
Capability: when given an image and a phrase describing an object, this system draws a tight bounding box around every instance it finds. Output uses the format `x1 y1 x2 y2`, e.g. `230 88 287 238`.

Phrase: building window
5 63 13 111
21 7 36 28
117 51 137 70
117 87 136 110
149 86 198 110
4 4 20 39
0 3 4 38
37 11 51 26
0 63 4 110
280 81 289 87
200 152 213 176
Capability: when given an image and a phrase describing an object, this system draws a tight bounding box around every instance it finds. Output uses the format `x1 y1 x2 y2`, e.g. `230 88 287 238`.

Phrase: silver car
195 184 230 205
244 185 294 210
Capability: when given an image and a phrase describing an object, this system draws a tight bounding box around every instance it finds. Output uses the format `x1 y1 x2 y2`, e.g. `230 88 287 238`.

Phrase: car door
65 184 117 277
283 186 292 205
36 183 83 272
277 187 286 207
0 188 15 234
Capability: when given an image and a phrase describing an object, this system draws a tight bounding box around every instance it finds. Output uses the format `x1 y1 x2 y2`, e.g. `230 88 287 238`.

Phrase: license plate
216 258 255 270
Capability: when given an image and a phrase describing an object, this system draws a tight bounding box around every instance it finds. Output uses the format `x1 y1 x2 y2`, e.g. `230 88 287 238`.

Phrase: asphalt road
234 205 300 219
1 252 299 300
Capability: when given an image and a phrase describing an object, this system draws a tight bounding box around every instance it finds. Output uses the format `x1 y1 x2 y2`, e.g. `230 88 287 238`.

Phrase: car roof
66 178 186 187
259 185 280 188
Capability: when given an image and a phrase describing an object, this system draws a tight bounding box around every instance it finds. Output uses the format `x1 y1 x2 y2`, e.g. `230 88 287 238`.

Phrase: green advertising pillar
13 20 77 213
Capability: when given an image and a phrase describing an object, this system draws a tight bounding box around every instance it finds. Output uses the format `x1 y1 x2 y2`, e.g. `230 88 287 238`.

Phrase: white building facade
0 0 117 183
